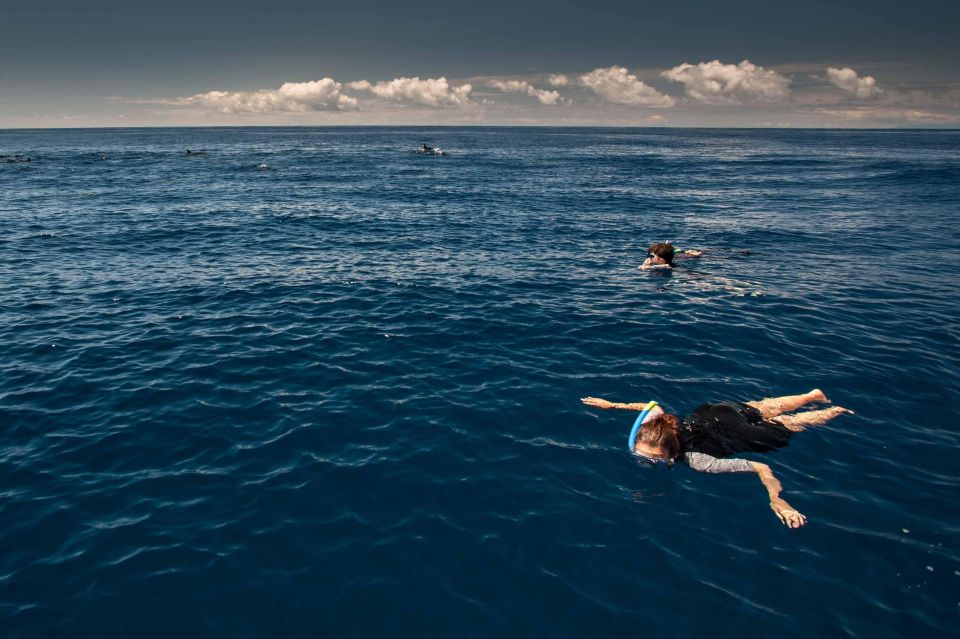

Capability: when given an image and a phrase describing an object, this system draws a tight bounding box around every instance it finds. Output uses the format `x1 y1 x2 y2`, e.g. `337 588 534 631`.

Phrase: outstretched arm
749 462 806 528
581 397 664 413
640 258 672 270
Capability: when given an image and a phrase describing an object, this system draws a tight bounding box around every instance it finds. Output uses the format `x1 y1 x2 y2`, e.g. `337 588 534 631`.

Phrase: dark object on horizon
416 143 445 156
186 149 207 156
2 154 32 163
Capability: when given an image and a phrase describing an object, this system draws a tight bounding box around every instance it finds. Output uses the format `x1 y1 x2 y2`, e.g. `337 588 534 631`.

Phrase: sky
1 0 958 128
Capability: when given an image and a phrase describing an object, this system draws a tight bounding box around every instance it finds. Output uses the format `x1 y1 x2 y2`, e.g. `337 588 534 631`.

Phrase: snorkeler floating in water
642 242 764 296
640 242 703 270
582 389 854 528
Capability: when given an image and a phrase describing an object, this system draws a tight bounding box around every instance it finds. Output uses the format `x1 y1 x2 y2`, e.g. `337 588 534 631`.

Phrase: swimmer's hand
581 397 615 409
640 258 672 270
771 500 807 529
683 249 703 257
751 462 807 529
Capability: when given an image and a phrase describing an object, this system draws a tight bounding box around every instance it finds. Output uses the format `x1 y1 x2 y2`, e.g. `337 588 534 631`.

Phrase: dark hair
647 242 676 264
639 413 681 460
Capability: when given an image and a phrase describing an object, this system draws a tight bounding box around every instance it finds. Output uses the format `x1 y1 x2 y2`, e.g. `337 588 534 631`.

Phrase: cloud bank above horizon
118 59 957 129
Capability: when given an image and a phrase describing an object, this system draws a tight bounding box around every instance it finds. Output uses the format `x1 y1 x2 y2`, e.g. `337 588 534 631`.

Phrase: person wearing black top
582 389 854 528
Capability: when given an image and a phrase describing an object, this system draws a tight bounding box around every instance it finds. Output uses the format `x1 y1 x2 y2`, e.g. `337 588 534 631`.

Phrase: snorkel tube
627 401 659 454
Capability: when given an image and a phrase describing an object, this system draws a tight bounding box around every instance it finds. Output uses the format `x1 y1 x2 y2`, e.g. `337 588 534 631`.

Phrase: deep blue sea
1 127 959 637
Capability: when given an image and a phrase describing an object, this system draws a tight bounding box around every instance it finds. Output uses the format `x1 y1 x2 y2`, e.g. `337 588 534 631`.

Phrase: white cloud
888 109 951 123
826 67 882 99
661 60 790 104
488 80 563 106
173 79 357 114
548 74 570 87
815 107 955 123
348 77 472 107
488 80 527 92
578 66 675 107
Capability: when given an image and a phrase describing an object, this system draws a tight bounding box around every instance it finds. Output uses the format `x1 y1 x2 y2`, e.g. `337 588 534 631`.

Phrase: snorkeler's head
636 413 681 461
647 242 676 265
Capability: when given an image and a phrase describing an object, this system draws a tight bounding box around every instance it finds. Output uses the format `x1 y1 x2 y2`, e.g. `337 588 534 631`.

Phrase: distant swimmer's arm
749 462 807 529
640 258 672 270
581 398 665 415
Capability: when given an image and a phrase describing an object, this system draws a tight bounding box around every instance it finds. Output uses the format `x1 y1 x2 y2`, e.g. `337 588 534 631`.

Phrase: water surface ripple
1 127 959 637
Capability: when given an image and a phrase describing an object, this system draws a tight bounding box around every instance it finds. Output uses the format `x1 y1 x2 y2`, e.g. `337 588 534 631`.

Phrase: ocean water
1 127 958 637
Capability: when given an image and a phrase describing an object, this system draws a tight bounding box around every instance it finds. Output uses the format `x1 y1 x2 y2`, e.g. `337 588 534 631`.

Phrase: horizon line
2 124 959 132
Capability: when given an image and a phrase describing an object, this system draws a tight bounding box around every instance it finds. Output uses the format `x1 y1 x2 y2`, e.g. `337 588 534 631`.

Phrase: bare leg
746 389 830 419
775 406 853 432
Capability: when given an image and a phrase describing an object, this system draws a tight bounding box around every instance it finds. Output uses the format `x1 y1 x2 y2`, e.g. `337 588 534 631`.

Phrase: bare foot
820 405 854 418
808 389 830 404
